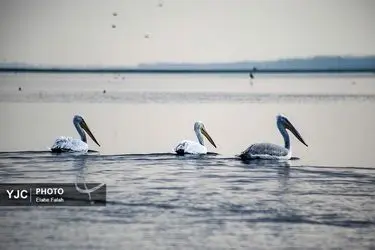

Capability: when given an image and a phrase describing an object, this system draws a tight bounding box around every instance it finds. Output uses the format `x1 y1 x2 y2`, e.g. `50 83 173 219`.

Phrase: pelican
175 121 217 155
50 115 100 153
239 114 308 160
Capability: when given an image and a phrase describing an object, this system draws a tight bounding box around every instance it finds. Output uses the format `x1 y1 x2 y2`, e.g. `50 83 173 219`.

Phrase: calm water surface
0 73 374 249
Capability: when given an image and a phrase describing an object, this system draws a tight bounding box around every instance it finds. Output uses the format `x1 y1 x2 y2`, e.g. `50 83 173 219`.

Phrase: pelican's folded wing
174 140 207 155
50 136 88 153
240 143 289 159
51 136 73 152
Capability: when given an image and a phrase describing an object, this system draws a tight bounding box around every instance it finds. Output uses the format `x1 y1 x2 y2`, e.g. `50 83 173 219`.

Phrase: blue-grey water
1 152 375 249
1 73 375 249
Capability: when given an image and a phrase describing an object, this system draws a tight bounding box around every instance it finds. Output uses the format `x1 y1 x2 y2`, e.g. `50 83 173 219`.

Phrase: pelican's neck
195 129 204 146
74 121 87 142
277 120 290 150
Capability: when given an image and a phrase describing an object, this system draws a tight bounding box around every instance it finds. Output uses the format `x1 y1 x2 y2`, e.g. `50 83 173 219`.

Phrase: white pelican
50 115 100 153
175 121 217 155
239 114 308 160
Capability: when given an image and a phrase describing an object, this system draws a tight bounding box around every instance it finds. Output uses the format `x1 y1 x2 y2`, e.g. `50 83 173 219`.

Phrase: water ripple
0 151 374 249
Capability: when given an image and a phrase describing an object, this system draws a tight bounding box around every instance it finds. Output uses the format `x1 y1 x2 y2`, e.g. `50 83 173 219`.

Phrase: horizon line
0 68 374 74
1 54 375 68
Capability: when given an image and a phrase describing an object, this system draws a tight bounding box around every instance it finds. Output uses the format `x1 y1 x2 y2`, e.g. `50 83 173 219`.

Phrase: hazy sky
0 0 374 66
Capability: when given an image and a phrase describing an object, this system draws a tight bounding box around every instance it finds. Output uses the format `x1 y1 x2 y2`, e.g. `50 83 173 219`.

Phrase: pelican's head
73 115 101 147
194 121 217 148
277 114 308 147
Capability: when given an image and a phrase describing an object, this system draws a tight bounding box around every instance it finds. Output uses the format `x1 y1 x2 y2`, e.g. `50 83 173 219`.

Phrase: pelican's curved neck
74 120 87 142
277 120 290 150
195 129 204 146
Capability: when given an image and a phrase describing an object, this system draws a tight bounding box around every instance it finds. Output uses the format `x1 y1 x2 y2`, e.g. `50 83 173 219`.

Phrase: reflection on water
239 158 292 167
2 90 375 103
73 156 105 202
1 73 375 104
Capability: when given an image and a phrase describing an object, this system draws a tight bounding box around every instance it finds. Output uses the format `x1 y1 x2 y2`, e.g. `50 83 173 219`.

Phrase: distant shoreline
0 68 374 74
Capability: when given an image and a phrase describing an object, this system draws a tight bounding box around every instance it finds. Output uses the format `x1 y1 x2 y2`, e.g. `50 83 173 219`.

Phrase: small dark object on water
113 12 117 16
249 73 254 79
144 34 150 39
18 87 22 91
103 90 106 94
112 24 116 28
176 149 184 155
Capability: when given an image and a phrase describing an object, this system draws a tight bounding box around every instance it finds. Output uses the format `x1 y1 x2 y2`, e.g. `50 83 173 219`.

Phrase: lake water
0 73 374 249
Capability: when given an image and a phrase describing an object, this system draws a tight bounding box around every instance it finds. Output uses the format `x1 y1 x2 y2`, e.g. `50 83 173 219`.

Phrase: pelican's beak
201 127 217 148
80 120 101 147
284 119 308 147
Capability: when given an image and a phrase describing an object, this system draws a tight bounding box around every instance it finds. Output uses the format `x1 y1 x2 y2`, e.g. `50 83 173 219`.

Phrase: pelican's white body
174 121 217 155
175 140 208 155
51 136 89 152
50 115 100 153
